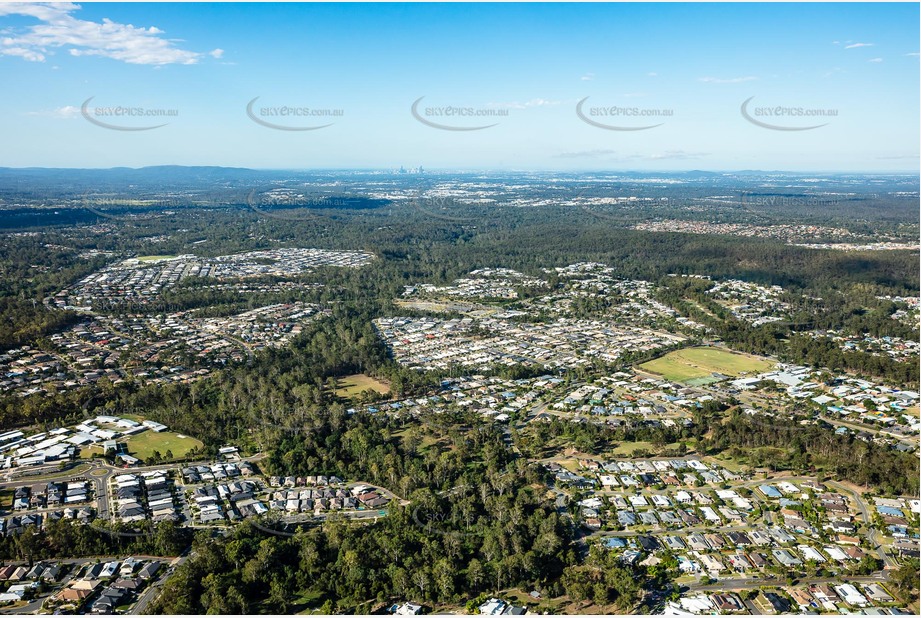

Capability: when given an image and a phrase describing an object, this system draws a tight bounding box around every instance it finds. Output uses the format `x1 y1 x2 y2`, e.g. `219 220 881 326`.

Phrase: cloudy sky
1 2 918 171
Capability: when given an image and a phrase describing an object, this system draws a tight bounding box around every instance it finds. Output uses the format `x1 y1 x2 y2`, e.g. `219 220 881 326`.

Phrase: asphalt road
591 523 760 539
686 571 889 592
826 479 897 568
130 553 192 615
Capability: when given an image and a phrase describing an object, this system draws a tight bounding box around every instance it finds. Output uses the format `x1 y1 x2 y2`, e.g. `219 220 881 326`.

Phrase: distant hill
0 165 271 190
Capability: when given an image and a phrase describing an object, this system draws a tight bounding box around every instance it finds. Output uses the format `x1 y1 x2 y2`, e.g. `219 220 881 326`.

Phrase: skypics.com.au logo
246 97 343 131
740 96 837 131
411 97 508 131
81 97 178 131
576 97 673 131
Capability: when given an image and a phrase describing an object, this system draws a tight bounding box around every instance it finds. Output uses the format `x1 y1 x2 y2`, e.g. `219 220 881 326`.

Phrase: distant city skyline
1 2 918 171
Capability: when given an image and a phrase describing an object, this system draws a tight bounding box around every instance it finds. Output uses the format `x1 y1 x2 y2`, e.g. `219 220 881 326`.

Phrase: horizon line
1 165 919 176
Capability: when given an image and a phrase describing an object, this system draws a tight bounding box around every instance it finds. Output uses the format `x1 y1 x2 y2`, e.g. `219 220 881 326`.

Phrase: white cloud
523 98 560 107
1 46 46 62
210 48 224 59
562 150 709 162
580 72 594 81
646 150 709 161
26 105 80 118
554 149 617 159
906 52 920 57
647 72 657 77
868 57 883 63
698 76 757 84
489 98 561 110
0 2 215 65
844 42 874 49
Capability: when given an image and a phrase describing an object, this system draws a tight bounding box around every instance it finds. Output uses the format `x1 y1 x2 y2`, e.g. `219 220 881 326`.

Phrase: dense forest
0 519 191 565
0 237 105 349
694 409 920 496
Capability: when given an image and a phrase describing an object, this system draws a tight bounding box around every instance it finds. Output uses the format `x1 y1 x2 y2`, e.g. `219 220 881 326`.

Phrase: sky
0 2 918 172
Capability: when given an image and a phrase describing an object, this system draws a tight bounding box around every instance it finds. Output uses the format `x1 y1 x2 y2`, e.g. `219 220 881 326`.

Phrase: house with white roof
834 584 868 607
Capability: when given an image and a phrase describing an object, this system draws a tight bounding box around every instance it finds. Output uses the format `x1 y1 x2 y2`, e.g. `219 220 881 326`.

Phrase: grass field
557 459 581 473
392 428 441 450
640 346 774 383
705 454 745 473
610 441 656 456
125 431 203 461
136 255 178 262
395 299 451 312
609 440 691 457
285 590 322 615
333 373 390 398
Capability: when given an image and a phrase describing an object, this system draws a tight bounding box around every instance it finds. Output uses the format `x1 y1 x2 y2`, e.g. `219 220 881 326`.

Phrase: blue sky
1 2 918 171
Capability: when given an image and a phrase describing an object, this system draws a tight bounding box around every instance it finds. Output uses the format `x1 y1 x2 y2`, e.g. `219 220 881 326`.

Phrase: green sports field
639 346 774 383
125 431 203 460
136 255 178 262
